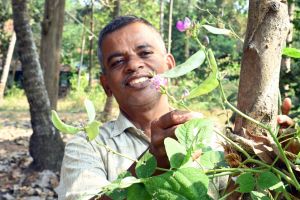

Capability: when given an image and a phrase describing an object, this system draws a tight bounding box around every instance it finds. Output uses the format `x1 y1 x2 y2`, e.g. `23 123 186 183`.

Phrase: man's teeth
129 77 148 85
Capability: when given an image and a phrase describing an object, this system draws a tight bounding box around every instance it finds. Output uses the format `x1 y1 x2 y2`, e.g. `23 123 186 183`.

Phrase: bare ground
0 110 88 200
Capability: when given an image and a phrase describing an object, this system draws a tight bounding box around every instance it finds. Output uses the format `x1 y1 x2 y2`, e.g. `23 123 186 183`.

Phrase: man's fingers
281 97 292 115
277 115 295 128
151 126 177 146
153 110 203 129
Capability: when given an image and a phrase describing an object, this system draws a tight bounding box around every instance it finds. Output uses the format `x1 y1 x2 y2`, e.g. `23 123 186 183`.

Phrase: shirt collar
110 112 138 138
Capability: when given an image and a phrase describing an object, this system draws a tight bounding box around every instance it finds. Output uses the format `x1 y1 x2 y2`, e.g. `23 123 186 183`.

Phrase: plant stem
95 140 138 163
214 128 251 159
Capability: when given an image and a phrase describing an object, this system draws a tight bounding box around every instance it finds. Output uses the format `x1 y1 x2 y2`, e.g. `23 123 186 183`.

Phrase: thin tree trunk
77 17 87 89
40 0 66 110
12 0 64 171
101 0 120 122
234 0 290 136
87 0 94 89
167 0 173 54
159 0 164 38
0 32 16 102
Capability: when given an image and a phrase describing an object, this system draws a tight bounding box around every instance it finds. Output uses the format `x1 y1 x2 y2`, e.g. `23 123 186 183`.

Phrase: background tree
234 1 289 135
40 0 66 110
11 0 64 171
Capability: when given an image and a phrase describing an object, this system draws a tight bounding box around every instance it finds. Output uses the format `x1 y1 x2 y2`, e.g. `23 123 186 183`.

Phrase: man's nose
125 56 144 73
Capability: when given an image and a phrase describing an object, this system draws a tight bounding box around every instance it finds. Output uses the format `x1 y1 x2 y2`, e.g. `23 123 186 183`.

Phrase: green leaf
51 110 81 134
199 151 225 169
119 176 140 188
104 172 133 200
164 138 187 169
127 183 151 200
236 172 255 193
282 47 300 58
296 152 300 165
257 171 284 191
144 168 210 199
175 118 214 150
84 99 96 123
85 120 101 141
202 25 231 35
187 49 218 99
250 191 271 200
161 50 205 78
135 151 157 178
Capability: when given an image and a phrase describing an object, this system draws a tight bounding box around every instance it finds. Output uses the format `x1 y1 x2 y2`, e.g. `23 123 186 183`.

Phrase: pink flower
176 17 191 32
150 75 168 91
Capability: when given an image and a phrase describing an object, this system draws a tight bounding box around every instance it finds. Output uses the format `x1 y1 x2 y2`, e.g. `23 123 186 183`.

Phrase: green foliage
236 172 255 193
283 47 300 59
164 138 186 169
143 168 210 200
161 50 206 78
135 151 157 178
257 172 284 191
51 110 81 134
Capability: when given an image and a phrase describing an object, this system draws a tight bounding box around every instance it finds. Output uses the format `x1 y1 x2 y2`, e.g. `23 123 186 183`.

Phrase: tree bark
101 0 120 122
12 0 64 171
159 0 164 38
0 32 16 102
40 0 66 110
167 0 173 54
87 0 95 89
234 0 290 136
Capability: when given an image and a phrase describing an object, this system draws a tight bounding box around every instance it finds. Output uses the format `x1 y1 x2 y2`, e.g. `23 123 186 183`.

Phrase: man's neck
120 96 171 137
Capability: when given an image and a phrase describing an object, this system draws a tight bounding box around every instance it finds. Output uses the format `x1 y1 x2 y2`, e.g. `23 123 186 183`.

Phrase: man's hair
97 15 163 73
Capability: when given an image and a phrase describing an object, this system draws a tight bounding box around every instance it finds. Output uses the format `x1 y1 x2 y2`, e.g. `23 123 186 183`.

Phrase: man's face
100 22 175 111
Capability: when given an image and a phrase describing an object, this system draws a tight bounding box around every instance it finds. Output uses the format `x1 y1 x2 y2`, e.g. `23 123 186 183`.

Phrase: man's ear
100 75 113 97
166 53 176 70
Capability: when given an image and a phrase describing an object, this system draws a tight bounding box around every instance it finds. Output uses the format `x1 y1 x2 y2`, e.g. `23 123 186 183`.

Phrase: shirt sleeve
56 135 110 200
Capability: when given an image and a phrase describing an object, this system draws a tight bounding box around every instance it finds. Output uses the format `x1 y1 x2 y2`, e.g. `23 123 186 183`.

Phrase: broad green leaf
51 110 81 134
119 176 140 188
199 151 225 169
164 138 187 169
135 151 157 178
236 172 255 193
85 120 101 141
282 47 300 58
202 25 231 35
127 183 151 200
296 152 300 165
84 99 96 123
250 191 270 200
104 172 132 200
187 49 219 99
144 168 210 199
161 50 205 78
257 171 284 191
175 118 214 150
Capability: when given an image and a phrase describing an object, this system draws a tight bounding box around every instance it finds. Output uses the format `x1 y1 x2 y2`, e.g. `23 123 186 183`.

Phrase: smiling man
56 16 203 200
56 16 295 200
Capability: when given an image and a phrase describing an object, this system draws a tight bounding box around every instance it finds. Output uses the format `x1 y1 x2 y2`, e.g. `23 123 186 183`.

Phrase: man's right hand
149 110 203 169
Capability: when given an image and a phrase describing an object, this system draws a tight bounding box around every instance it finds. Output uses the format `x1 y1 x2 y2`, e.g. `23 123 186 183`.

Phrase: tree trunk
40 0 66 110
87 0 94 89
234 0 290 136
0 32 16 102
12 0 64 171
167 0 173 54
101 0 120 122
159 0 164 38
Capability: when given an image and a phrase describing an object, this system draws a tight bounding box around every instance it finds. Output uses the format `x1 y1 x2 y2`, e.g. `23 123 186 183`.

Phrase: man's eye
110 59 124 68
140 51 153 58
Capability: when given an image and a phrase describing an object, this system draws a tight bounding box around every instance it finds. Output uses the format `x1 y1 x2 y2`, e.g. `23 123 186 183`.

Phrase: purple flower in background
150 75 168 91
176 17 191 32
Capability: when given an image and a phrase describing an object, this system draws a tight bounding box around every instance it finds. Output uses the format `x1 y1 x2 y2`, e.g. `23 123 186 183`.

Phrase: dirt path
0 110 88 200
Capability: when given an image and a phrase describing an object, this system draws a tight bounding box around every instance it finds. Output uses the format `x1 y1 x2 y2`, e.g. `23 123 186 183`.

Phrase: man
56 16 294 200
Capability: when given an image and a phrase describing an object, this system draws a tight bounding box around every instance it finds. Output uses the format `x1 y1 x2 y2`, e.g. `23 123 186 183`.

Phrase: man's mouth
128 77 149 86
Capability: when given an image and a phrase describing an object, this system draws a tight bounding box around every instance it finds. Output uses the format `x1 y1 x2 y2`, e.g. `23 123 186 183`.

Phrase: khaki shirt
56 113 150 199
56 112 225 200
